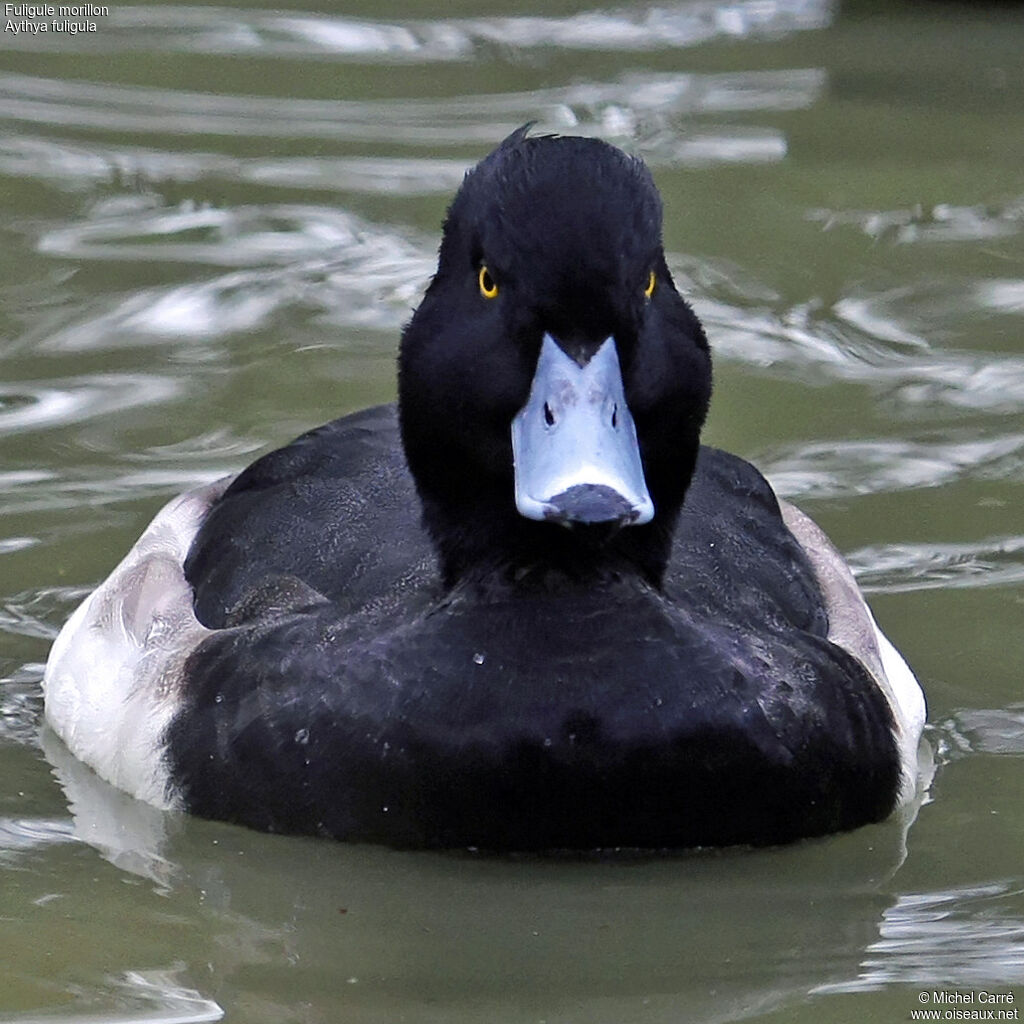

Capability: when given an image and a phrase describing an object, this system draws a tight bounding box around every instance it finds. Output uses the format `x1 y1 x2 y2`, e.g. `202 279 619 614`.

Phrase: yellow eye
644 270 656 299
478 265 499 299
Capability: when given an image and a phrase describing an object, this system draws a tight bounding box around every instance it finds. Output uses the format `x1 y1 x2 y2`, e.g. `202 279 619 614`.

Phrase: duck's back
185 405 437 628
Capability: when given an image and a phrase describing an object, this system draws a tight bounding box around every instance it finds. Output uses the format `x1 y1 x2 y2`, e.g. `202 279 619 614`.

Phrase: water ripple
0 661 47 746
0 816 77 854
1 599 59 642
833 293 933 350
34 201 434 346
0 535 40 555
112 968 223 1024
0 375 179 434
847 535 1024 595
975 279 1024 316
124 429 263 464
0 68 823 152
0 135 470 194
764 432 1024 500
809 199 1024 245
0 469 232 517
815 882 1024 992
942 707 1024 757
38 196 407 267
7 965 224 1024
40 255 429 346
0 0 830 60
688 272 1024 415
1 587 92 644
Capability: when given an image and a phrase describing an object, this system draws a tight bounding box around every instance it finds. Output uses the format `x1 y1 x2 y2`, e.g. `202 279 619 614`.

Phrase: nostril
543 402 555 427
611 403 618 429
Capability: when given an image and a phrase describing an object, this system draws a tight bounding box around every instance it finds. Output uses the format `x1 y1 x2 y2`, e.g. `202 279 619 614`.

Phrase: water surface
2 1 1023 1020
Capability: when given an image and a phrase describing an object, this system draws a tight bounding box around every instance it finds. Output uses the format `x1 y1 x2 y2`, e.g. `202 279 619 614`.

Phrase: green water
1 1 1023 1021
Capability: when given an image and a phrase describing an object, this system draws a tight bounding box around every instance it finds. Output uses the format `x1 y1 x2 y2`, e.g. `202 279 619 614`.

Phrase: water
2 0 1023 1019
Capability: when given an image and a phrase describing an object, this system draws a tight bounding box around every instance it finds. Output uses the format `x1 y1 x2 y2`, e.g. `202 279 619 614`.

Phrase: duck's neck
416 486 682 592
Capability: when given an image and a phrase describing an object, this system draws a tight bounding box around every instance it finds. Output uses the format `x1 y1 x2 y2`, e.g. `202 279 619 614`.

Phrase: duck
43 129 926 851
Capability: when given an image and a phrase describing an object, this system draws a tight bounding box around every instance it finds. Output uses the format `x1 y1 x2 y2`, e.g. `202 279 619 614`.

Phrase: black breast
173 413 900 850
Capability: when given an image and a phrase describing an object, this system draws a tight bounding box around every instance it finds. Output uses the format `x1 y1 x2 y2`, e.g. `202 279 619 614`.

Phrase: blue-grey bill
511 334 654 526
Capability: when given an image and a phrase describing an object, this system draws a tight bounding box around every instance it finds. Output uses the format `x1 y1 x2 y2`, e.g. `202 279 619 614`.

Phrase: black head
398 129 712 587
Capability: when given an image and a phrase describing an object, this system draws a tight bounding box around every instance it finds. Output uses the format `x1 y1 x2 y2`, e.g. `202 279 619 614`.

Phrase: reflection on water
816 883 1024 993
0 816 76 859
695 276 1024 415
32 200 435 343
1 468 233 518
809 199 1024 246
15 726 928 1024
0 135 471 195
0 375 180 433
5 968 224 1024
763 433 1024 500
0 68 821 161
0 0 830 58
847 535 1024 595
944 707 1024 757
977 279 1024 316
37 197 413 268
1 0 1023 1020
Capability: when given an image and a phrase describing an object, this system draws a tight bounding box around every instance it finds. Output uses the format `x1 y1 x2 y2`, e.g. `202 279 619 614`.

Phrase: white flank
872 613 928 803
778 500 927 805
42 478 233 809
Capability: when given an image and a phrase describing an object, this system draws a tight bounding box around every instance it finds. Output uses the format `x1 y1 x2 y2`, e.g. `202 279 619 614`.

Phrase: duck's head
399 129 712 587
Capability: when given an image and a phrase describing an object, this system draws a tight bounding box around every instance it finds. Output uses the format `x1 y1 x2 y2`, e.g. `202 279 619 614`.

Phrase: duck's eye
478 265 499 300
644 270 656 299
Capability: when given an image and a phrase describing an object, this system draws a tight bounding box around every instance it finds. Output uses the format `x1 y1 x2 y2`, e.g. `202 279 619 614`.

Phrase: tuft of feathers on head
439 126 664 291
